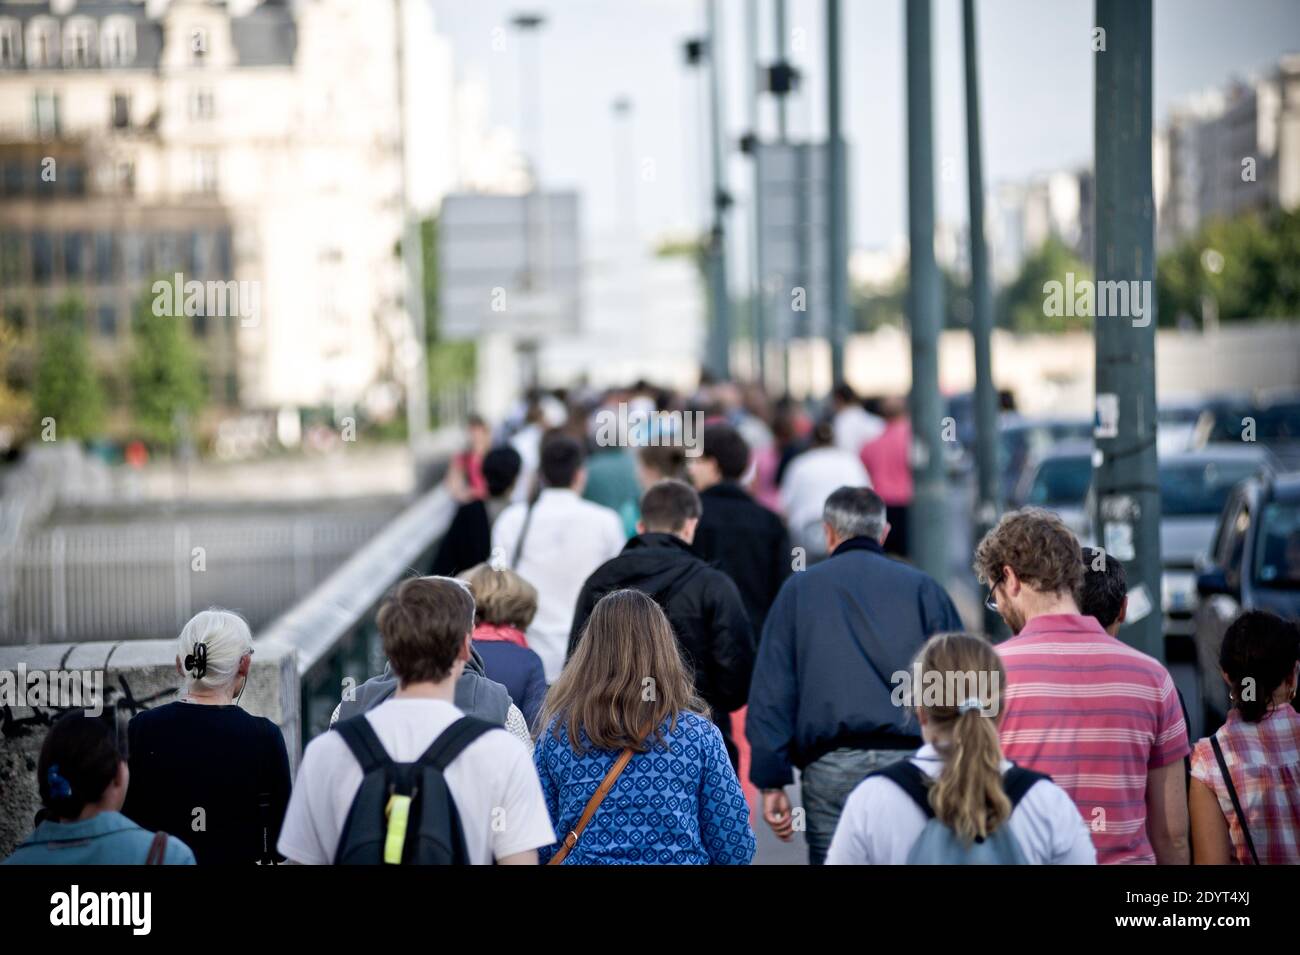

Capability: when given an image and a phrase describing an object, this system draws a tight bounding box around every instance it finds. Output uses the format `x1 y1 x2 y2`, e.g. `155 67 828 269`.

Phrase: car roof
1034 439 1095 461
1159 443 1276 465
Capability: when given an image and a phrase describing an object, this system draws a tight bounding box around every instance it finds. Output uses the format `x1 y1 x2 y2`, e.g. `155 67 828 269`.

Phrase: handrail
256 483 457 678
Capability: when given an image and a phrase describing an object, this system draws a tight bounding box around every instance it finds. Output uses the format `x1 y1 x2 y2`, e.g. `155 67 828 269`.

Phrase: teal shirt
583 448 640 538
3 811 195 866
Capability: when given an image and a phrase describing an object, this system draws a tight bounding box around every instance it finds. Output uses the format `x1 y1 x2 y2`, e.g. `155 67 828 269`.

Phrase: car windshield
1208 401 1300 442
1254 501 1300 590
1159 459 1262 516
1027 456 1092 507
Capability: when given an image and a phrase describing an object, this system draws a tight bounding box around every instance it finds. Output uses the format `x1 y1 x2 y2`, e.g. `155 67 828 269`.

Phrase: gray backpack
871 759 1049 864
332 714 497 865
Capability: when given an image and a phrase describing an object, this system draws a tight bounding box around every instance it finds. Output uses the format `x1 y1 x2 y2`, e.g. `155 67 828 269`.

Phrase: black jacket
568 533 757 720
692 482 791 639
746 535 964 789
430 499 491 578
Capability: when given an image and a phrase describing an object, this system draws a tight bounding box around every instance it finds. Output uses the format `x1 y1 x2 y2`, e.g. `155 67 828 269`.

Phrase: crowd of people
4 380 1298 866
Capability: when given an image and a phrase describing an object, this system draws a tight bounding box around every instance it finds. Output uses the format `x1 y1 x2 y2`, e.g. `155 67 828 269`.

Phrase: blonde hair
913 632 1010 844
457 563 538 630
537 589 707 753
177 609 253 692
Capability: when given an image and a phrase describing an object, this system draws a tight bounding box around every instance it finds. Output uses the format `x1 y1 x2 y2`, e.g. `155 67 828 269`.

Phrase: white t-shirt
278 698 555 865
826 745 1096 865
492 488 626 681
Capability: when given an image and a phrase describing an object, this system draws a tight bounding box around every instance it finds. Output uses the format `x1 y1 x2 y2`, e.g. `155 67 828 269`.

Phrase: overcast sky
430 0 1300 252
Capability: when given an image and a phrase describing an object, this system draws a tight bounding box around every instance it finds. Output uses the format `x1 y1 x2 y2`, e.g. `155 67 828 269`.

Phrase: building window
32 233 53 285
94 233 115 283
0 233 22 284
33 90 60 137
100 16 136 67
64 162 85 196
111 92 130 129
188 87 215 121
26 17 58 69
191 151 218 195
1 162 22 196
0 18 21 67
96 303 117 338
63 232 85 280
63 17 95 68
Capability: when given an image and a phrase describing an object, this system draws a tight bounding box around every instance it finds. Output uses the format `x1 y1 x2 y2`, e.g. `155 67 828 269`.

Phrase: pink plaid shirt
1191 706 1300 865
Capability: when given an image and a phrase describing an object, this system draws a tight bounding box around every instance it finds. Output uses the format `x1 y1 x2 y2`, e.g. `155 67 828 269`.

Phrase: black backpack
332 714 497 865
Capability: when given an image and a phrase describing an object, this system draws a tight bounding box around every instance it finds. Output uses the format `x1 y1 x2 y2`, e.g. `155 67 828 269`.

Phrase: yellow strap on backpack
384 793 412 864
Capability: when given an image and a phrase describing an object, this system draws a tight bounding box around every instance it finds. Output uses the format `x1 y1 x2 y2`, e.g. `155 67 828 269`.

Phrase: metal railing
255 483 457 748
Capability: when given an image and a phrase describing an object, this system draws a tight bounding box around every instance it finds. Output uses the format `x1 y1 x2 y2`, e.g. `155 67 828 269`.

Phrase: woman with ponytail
121 609 291 864
826 632 1095 864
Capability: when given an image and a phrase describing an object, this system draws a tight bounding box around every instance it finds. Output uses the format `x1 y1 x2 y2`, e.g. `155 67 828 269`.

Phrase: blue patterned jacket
534 711 756 865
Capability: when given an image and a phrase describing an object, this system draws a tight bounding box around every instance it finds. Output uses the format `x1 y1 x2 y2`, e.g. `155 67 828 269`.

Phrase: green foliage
33 296 104 440
420 216 476 393
996 235 1092 333
127 280 206 449
1157 209 1300 326
0 322 32 443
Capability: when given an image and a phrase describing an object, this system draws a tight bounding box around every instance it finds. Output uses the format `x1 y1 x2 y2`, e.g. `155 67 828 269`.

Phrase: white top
779 446 872 538
833 404 885 455
825 744 1097 865
278 698 555 865
492 488 626 681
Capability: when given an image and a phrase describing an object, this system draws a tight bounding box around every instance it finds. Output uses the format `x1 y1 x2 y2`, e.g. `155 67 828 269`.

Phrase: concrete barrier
0 638 297 860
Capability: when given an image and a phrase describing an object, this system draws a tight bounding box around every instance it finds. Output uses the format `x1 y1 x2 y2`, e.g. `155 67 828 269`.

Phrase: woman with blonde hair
458 562 548 726
533 589 755 864
121 609 291 864
827 632 1094 864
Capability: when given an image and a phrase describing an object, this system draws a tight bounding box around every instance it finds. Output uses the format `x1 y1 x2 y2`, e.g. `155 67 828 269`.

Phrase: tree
996 235 1092 333
128 280 206 449
420 216 475 423
33 296 104 441
0 320 32 448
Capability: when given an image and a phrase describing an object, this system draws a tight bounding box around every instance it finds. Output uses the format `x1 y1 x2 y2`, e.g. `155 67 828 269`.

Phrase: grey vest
332 649 512 726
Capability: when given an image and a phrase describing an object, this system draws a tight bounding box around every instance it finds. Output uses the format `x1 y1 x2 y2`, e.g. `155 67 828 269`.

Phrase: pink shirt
1191 706 1300 864
996 614 1189 865
859 419 913 506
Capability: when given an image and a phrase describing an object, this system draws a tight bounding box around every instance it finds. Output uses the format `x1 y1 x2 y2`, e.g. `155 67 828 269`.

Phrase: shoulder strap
511 489 541 569
144 830 168 865
548 747 637 865
1210 733 1260 865
870 758 935 818
1002 765 1051 807
333 715 393 775
416 716 499 771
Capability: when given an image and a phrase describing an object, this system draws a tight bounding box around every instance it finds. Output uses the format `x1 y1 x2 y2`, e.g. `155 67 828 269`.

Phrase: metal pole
963 0 999 635
826 0 848 389
395 0 428 446
706 0 732 379
905 0 945 582
774 0 789 141
1093 0 1162 660
747 0 766 387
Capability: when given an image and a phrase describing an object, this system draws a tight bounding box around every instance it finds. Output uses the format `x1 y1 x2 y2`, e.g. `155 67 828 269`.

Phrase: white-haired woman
121 609 291 864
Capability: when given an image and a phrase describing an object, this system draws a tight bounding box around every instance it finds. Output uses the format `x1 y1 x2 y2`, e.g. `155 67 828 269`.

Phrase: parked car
1194 391 1300 470
1194 471 1300 726
1014 440 1093 537
999 416 1092 507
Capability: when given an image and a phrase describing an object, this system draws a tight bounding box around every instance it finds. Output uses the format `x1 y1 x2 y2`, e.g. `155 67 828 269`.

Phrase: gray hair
177 608 253 691
823 486 887 540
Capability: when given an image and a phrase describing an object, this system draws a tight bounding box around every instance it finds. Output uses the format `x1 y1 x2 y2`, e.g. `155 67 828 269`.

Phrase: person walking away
277 577 554 864
493 433 626 682
827 632 1095 864
457 562 548 729
5 714 195 865
535 589 755 864
779 419 871 561
432 445 523 578
748 486 963 864
1190 610 1300 864
830 384 884 456
688 423 791 639
858 396 913 559
568 480 755 769
121 609 291 864
976 508 1190 864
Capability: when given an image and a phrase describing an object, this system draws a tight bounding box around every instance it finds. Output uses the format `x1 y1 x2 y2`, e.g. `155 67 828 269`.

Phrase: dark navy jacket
746 535 964 789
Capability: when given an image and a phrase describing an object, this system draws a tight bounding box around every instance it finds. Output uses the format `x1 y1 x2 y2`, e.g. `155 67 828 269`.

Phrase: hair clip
957 697 984 714
46 764 72 800
183 642 208 679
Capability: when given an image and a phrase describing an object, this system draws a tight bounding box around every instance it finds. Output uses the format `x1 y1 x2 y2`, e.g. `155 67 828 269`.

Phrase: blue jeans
801 748 911 866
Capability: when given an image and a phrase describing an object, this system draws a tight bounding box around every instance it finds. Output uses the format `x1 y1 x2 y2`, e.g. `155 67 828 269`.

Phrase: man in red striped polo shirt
975 508 1190 864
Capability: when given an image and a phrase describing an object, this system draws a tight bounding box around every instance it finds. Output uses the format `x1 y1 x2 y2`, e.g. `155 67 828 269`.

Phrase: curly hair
973 507 1083 597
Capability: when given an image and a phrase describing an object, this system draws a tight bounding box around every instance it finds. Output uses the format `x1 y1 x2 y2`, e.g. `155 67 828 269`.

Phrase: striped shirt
1191 706 1300 865
996 614 1189 865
